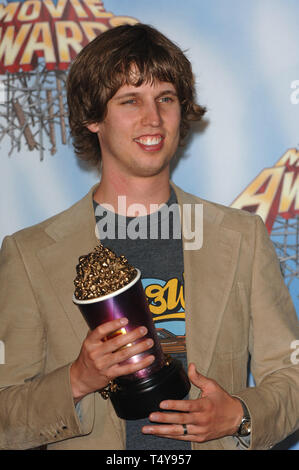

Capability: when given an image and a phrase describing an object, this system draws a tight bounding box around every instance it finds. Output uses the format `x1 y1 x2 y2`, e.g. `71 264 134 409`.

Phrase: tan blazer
0 183 298 450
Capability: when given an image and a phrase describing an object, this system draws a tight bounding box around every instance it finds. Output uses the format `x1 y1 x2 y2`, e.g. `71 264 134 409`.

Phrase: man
0 24 298 451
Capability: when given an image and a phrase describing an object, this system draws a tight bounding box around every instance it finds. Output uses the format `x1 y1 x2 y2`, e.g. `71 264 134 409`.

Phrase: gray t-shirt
94 188 191 450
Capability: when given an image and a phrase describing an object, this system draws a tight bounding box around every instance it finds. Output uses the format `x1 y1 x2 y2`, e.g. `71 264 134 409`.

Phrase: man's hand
70 317 155 403
142 363 243 442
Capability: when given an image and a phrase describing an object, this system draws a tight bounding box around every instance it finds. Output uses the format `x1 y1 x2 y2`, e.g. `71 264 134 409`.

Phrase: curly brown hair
67 23 206 166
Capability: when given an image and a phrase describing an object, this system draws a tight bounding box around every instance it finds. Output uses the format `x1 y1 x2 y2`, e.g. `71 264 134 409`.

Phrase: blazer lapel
173 184 241 396
37 185 100 344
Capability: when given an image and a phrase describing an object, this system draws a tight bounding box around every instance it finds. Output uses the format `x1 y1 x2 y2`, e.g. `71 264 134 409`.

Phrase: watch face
240 418 251 436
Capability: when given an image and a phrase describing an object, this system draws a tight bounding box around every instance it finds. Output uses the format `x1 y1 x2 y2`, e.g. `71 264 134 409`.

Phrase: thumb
188 363 215 394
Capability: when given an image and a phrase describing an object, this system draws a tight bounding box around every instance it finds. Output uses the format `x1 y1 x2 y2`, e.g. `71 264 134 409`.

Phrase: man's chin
130 165 170 178
129 157 173 178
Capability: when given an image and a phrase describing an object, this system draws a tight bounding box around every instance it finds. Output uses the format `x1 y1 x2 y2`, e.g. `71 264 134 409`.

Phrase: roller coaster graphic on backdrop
0 0 138 159
232 148 299 299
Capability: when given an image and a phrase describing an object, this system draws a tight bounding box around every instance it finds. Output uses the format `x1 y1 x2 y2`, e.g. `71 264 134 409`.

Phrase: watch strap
239 399 250 420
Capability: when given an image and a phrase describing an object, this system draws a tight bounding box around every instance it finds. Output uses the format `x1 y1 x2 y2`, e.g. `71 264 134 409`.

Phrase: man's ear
86 122 101 133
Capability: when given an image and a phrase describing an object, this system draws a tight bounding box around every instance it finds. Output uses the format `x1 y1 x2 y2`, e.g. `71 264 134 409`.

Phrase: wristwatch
236 400 251 437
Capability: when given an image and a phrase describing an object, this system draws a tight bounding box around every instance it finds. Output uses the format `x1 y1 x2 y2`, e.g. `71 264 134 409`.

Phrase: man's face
88 80 181 179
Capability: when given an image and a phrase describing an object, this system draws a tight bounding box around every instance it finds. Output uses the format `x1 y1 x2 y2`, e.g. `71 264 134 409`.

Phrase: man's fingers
188 363 219 396
111 352 155 378
88 318 129 341
188 363 209 388
87 320 151 354
149 410 191 424
102 327 152 357
107 336 154 365
89 326 155 373
143 423 188 436
159 398 206 413
142 423 206 441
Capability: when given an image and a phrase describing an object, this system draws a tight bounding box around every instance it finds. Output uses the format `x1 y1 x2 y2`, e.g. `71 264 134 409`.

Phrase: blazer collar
44 184 99 242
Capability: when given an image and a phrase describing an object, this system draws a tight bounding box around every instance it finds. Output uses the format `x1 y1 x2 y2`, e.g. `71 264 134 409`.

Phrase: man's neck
94 171 171 216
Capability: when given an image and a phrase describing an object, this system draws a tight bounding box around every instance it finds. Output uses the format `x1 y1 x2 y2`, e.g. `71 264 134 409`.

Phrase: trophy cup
73 244 190 420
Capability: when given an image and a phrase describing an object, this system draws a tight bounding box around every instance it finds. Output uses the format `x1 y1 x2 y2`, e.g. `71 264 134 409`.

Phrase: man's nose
141 102 162 127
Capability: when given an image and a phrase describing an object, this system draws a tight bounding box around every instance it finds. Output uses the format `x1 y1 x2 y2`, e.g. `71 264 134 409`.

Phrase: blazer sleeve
234 215 299 450
0 235 91 450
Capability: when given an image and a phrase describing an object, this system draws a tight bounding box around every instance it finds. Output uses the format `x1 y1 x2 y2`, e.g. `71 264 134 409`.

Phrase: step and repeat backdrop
0 0 298 449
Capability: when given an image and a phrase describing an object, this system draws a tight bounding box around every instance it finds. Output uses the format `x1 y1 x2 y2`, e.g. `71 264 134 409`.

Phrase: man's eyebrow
113 92 139 101
113 89 178 101
157 89 178 98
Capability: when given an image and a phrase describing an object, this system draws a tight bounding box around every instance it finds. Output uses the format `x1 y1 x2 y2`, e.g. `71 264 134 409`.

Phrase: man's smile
133 134 164 151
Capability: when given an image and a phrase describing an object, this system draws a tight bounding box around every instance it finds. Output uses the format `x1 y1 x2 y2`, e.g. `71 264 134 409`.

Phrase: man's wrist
70 362 88 404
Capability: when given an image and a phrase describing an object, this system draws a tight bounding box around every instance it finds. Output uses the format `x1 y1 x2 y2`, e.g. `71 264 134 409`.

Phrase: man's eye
122 99 136 105
159 96 173 103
